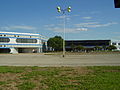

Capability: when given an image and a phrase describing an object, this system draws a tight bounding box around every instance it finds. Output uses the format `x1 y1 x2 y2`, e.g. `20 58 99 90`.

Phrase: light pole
57 6 71 57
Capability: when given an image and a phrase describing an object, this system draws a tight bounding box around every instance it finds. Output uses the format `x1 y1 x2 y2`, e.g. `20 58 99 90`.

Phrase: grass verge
0 66 119 90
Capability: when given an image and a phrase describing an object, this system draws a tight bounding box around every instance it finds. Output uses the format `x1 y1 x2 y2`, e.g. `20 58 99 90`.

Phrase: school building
0 31 47 53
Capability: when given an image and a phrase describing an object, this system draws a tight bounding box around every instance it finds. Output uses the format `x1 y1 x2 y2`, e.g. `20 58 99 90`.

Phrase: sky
0 0 120 40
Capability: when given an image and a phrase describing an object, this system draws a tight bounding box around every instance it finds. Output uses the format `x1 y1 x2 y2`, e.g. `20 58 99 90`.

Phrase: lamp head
57 6 61 12
67 6 71 12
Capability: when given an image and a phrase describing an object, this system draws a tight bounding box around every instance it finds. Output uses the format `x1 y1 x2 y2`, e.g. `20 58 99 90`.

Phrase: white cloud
56 16 70 19
44 24 55 27
0 25 36 30
47 27 88 33
73 15 80 17
75 22 118 28
76 28 88 31
56 16 65 19
82 17 92 19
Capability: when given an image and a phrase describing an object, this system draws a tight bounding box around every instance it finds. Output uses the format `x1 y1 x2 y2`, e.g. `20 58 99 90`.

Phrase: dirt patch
59 67 93 77
0 73 21 90
0 73 20 81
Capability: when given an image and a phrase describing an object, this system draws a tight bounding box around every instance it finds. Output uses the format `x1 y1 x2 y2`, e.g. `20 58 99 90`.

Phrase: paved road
0 54 120 67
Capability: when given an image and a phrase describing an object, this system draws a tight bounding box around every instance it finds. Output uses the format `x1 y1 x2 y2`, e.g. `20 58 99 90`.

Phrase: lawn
0 66 120 90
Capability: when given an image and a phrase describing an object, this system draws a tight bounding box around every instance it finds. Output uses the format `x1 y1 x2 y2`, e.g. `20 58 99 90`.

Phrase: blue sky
0 0 120 40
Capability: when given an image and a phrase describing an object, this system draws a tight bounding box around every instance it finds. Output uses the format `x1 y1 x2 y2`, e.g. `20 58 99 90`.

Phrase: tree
94 46 102 51
71 44 75 52
76 45 84 51
106 45 117 51
47 36 63 51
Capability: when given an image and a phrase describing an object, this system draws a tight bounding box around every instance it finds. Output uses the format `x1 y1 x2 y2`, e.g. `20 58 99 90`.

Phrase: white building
0 31 48 53
111 40 120 51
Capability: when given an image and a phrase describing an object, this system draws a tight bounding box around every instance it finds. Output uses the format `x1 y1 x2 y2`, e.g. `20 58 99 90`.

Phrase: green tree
102 45 107 51
94 46 102 51
47 36 63 51
106 45 117 51
71 44 75 51
76 45 84 51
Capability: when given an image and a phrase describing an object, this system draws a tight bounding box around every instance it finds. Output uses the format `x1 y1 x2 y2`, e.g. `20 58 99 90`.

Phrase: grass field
0 66 120 90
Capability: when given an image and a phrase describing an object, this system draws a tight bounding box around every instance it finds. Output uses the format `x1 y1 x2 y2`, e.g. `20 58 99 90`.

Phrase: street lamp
57 6 71 57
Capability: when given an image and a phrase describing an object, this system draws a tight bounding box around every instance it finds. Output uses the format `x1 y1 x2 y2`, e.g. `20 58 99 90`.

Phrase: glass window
112 43 116 45
16 38 37 43
0 38 10 42
118 43 120 45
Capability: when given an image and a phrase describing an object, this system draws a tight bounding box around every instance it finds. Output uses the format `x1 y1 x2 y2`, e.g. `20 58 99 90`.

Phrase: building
111 40 120 51
65 40 111 51
0 31 47 53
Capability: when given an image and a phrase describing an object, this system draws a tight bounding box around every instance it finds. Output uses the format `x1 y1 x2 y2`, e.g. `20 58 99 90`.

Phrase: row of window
16 39 37 43
0 34 38 38
0 38 38 43
0 45 40 47
112 43 120 45
0 38 10 42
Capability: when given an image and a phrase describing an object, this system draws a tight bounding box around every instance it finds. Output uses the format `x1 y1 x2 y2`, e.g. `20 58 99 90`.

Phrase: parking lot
0 53 120 67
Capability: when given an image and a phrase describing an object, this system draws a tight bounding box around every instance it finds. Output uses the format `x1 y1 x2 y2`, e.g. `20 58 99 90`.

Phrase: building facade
111 41 120 51
0 31 47 53
65 40 111 51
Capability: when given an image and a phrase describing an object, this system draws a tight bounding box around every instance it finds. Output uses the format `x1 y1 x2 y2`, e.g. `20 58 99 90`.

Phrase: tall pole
57 6 71 57
63 14 66 57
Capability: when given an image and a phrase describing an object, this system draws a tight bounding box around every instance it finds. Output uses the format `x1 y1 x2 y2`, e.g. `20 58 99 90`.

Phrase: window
16 38 37 43
0 38 10 42
118 43 120 45
112 43 116 45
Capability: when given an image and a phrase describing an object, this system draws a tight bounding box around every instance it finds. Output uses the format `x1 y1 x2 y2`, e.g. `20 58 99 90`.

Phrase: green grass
17 82 36 90
0 81 7 85
0 66 120 90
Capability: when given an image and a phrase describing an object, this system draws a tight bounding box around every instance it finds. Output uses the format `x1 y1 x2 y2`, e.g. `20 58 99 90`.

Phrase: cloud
0 25 36 30
44 24 55 27
73 15 80 17
56 16 65 19
82 17 92 19
76 28 88 31
56 16 70 20
47 26 88 33
75 22 118 28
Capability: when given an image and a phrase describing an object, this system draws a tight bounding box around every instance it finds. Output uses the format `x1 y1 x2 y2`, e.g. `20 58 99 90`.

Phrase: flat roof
0 31 39 36
66 40 111 42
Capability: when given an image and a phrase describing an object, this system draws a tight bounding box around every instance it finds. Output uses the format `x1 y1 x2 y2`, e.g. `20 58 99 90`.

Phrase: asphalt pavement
0 53 120 67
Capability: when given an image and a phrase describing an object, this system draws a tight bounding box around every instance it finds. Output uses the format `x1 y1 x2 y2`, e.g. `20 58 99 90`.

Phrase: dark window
112 43 116 45
118 43 120 45
0 38 10 42
16 38 37 43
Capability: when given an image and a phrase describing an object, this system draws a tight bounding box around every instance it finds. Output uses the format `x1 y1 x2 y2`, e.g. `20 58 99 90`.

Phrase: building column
10 48 18 54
